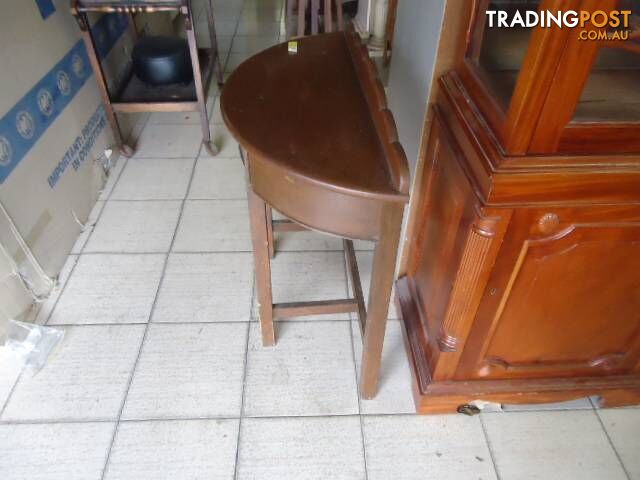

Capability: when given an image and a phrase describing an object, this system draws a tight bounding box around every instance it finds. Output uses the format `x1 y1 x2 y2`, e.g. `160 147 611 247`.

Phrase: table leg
247 187 276 346
185 6 217 156
360 204 404 399
266 206 275 259
76 15 131 156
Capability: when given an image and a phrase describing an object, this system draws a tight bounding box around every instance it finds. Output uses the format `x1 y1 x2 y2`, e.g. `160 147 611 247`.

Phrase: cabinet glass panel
468 0 540 109
572 1 640 123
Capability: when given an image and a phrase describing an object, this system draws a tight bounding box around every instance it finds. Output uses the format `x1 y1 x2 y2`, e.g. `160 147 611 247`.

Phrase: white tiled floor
2 1 640 479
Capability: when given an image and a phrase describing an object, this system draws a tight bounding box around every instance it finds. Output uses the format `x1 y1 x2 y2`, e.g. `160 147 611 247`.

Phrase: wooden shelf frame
71 0 224 156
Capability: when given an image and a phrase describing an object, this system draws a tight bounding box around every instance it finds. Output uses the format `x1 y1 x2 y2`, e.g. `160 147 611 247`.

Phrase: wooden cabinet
396 0 640 413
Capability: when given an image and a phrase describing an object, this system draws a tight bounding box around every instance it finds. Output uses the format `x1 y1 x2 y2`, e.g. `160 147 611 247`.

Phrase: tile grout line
38 318 364 328
0 363 29 420
479 414 503 480
131 154 236 159
233 275 254 480
42 256 81 327
79 248 375 255
98 141 202 480
2 403 608 427
0 412 451 427
225 5 250 479
109 196 247 202
343 249 370 480
593 408 632 480
76 201 108 254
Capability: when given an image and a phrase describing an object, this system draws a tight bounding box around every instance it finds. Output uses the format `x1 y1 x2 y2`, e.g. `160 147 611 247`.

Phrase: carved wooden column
432 207 510 381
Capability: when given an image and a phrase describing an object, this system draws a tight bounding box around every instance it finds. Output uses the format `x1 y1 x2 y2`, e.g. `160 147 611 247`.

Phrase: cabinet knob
538 213 560 234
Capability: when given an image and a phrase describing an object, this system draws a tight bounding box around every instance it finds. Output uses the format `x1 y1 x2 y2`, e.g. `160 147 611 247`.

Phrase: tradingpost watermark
486 9 634 41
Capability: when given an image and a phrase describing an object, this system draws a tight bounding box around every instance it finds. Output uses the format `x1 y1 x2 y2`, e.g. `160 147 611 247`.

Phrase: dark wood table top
221 29 409 202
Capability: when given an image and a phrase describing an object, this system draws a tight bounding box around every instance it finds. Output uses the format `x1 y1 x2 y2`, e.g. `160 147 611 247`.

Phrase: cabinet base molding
396 277 640 414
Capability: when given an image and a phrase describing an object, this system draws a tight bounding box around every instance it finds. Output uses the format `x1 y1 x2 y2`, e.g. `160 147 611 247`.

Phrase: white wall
386 0 446 174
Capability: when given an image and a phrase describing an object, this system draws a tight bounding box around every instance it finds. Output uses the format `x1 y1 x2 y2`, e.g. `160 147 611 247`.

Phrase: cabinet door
459 207 640 380
530 1 640 154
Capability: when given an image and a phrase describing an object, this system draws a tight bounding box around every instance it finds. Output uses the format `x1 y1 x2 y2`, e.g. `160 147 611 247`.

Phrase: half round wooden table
221 28 410 399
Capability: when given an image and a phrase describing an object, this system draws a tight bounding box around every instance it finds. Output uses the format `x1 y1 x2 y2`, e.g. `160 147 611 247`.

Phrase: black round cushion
132 36 193 86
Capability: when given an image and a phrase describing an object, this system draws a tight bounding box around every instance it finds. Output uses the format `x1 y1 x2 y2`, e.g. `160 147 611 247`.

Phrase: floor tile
31 255 79 325
147 110 208 126
269 209 344 251
348 251 398 320
104 419 238 480
111 158 195 200
237 416 365 480
243 322 359 416
253 251 349 321
239 7 283 23
236 20 284 36
71 201 105 254
0 422 115 480
225 52 251 72
202 124 240 158
231 34 280 54
213 20 238 36
118 111 150 145
173 200 251 252
153 253 253 323
122 323 247 419
2 325 145 422
501 397 593 412
598 408 640 479
188 157 246 200
0 350 23 414
48 254 165 325
482 410 627 480
85 201 181 253
215 36 234 59
363 415 497 480
99 157 127 200
269 210 371 252
243 0 284 8
352 321 414 415
210 96 223 124
134 124 203 158
273 230 344 251
147 94 215 126
194 15 236 49
353 240 375 251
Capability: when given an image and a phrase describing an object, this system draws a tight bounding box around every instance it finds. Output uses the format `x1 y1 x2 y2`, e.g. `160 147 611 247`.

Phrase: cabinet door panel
464 211 640 379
